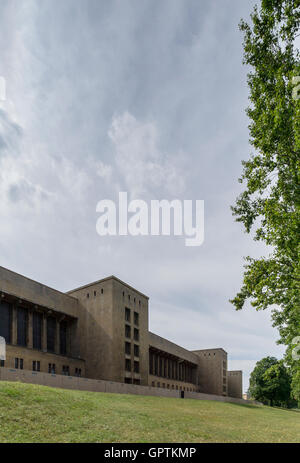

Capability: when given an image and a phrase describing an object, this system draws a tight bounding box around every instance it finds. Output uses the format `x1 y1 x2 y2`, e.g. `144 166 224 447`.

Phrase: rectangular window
125 307 131 322
125 324 131 339
134 361 139 373
125 341 131 355
75 368 82 377
0 360 4 367
60 321 67 356
17 307 27 347
32 361 40 372
134 312 139 326
15 358 19 369
133 379 140 385
47 316 56 352
124 377 132 384
48 363 56 374
33 312 42 350
0 301 12 343
20 359 23 370
125 358 131 371
134 344 139 357
62 365 70 376
134 328 139 341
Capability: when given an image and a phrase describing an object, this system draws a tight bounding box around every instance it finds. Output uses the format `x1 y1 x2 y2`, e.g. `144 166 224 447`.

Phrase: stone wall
0 366 260 406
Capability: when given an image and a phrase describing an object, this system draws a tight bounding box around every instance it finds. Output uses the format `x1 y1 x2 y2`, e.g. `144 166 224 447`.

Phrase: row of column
149 351 195 384
10 305 68 355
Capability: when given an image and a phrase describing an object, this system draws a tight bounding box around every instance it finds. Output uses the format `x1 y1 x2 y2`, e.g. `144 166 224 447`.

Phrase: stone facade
227 370 243 399
0 266 243 398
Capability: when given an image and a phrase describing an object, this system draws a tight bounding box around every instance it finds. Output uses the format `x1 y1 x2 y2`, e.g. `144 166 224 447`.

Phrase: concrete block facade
0 266 243 398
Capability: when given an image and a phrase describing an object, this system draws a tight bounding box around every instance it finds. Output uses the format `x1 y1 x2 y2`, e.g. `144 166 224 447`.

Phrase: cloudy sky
0 0 288 392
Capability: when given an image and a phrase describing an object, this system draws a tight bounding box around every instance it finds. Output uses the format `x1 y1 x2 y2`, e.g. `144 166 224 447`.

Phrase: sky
0 0 289 392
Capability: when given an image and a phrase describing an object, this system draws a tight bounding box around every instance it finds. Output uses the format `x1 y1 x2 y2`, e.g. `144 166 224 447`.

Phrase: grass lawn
0 381 299 443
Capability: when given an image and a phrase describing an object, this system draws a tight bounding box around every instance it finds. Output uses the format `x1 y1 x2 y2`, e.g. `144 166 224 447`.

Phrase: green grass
0 381 299 443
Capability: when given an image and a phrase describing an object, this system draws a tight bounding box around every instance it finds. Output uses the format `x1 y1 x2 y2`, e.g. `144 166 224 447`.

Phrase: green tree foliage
249 356 279 403
263 361 292 406
249 357 293 406
231 0 300 398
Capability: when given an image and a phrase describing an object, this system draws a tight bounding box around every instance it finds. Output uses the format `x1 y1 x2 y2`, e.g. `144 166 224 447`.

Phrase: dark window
125 342 131 355
17 307 27 347
94 290 96 297
48 363 56 374
62 365 70 376
133 379 140 385
87 293 89 299
125 325 131 339
0 360 4 367
47 316 56 352
134 344 139 357
75 368 81 377
19 359 23 370
32 361 40 372
124 377 131 384
134 312 139 326
125 307 131 322
134 328 139 341
0 301 11 343
33 312 42 350
101 289 103 294
15 358 19 369
60 321 67 356
125 358 131 371
134 361 139 373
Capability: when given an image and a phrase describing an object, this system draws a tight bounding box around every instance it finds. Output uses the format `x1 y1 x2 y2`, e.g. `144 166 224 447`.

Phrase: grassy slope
0 381 299 443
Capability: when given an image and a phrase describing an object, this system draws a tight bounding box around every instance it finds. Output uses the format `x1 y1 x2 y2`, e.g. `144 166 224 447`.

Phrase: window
33 312 42 350
128 295 130 301
94 290 96 297
125 325 131 339
87 293 89 299
157 382 160 388
125 307 131 322
32 361 40 372
134 312 139 326
152 381 155 387
133 379 140 385
125 342 131 355
48 363 56 374
134 328 139 341
60 321 67 356
101 288 104 294
15 358 23 369
47 316 56 353
75 368 82 377
134 344 139 357
62 365 70 376
0 301 12 343
134 361 139 373
125 358 131 371
17 307 27 347
139 300 141 307
125 377 132 384
0 360 4 367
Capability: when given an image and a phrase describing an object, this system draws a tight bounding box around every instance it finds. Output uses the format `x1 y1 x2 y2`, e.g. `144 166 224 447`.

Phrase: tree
249 357 279 404
263 361 292 406
230 0 300 399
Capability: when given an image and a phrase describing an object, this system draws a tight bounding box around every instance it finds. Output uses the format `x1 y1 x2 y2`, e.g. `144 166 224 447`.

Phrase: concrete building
0 266 242 398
